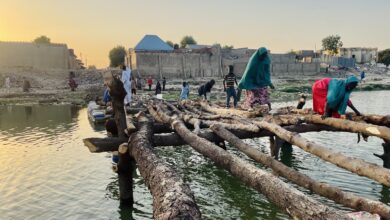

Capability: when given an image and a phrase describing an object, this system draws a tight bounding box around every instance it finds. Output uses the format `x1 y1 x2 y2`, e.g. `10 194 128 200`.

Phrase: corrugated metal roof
134 35 173 52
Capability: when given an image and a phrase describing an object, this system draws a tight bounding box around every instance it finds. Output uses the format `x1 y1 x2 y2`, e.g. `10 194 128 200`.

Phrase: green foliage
109 46 126 67
222 45 234 50
322 35 343 55
180 36 197 48
173 44 179 50
166 40 174 47
378 49 390 66
33 35 51 44
287 49 297 55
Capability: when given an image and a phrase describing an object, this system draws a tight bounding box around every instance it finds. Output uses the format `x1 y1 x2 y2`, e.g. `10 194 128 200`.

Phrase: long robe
121 68 132 104
312 76 358 117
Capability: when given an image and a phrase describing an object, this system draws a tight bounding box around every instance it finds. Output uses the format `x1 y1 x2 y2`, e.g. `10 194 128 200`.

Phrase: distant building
0 41 83 70
339 47 378 64
134 35 173 52
126 35 320 79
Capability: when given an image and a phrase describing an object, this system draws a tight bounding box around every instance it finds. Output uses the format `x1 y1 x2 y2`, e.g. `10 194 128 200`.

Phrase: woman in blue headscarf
239 47 275 110
312 75 361 118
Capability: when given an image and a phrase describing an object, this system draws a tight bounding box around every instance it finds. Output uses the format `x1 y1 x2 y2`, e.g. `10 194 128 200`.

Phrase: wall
0 41 70 69
129 48 320 79
131 47 222 79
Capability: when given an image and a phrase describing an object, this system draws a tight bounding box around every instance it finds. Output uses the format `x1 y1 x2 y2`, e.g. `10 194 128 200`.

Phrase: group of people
193 47 362 118
106 47 363 120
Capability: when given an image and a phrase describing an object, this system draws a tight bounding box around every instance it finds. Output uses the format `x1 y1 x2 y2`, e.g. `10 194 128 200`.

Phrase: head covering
327 75 359 114
238 47 271 90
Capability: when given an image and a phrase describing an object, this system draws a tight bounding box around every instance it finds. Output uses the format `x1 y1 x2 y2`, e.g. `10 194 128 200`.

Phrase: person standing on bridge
312 75 361 118
239 47 275 110
223 65 238 108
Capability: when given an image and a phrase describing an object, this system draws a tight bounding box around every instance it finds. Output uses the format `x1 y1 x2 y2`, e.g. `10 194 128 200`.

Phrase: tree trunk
211 124 390 219
374 141 390 169
107 72 134 204
153 104 349 220
303 115 390 142
84 124 342 152
129 114 201 220
117 144 133 205
199 101 267 118
255 120 390 186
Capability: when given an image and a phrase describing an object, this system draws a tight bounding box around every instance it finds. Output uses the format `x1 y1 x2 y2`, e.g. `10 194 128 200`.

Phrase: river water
0 91 389 220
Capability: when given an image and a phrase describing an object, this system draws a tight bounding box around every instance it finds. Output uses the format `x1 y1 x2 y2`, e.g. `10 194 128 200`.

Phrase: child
223 65 238 108
180 82 190 100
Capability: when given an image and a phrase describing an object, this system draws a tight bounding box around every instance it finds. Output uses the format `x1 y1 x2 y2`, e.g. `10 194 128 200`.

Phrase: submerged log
129 114 201 219
374 141 390 169
153 104 349 220
255 120 390 186
117 143 133 205
211 124 390 219
303 115 390 142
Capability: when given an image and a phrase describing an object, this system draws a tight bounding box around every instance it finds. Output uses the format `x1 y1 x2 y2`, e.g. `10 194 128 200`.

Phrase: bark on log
303 115 390 142
129 114 201 219
154 104 349 220
254 120 390 186
83 124 341 152
108 72 134 204
211 124 390 219
117 143 133 205
199 101 267 118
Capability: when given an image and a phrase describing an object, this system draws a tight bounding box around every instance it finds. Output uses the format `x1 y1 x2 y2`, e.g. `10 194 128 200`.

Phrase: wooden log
129 114 201 219
83 124 342 152
107 72 134 205
154 104 349 220
254 120 390 186
284 107 390 127
199 101 267 118
374 141 390 169
117 143 133 205
211 124 390 219
303 115 390 142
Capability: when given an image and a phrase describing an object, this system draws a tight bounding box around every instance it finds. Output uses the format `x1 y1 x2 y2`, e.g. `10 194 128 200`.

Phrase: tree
378 49 390 66
109 46 127 67
33 35 51 44
88 65 97 70
322 35 343 55
180 36 197 48
213 43 221 48
166 41 174 48
222 45 234 50
173 44 179 50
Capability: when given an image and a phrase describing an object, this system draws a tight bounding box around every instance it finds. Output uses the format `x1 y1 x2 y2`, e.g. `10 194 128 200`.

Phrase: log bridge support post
108 71 134 205
374 141 390 169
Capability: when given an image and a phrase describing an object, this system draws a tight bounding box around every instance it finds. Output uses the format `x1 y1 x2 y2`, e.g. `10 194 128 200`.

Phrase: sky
1 0 389 68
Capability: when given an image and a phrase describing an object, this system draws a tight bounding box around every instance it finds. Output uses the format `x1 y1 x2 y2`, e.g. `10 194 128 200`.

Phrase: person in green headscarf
239 47 275 110
312 75 361 118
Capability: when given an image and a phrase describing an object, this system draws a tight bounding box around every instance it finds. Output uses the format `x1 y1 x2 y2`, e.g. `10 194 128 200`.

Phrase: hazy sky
1 0 389 67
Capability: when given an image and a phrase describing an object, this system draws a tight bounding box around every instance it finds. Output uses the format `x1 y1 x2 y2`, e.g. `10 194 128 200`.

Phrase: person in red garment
312 75 361 118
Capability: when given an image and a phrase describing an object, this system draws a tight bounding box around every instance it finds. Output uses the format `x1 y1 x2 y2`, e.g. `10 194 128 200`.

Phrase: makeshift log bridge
83 74 390 219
